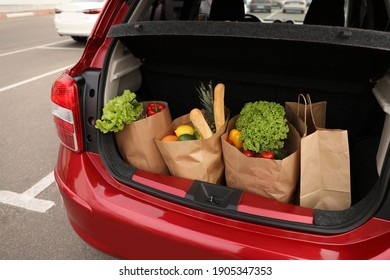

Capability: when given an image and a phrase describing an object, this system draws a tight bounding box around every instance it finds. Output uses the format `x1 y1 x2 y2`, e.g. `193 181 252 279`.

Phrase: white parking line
0 171 56 213
266 11 279 20
39 46 83 51
0 64 74 93
6 12 35 18
0 39 73 57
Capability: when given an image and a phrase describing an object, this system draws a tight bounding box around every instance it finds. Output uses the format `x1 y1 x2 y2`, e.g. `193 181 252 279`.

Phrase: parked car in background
51 0 390 260
54 0 107 42
273 0 286 8
248 0 273 13
283 0 306 13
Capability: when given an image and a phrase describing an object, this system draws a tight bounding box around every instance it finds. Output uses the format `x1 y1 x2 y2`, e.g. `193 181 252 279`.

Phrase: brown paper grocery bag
222 115 300 203
115 101 171 175
298 95 351 210
155 110 229 184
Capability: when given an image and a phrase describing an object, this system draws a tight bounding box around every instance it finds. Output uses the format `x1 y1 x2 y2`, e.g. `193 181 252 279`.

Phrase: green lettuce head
236 101 289 153
95 89 143 133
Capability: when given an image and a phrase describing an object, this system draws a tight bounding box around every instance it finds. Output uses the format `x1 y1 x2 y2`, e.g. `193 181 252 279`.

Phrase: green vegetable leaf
236 101 289 153
95 89 143 133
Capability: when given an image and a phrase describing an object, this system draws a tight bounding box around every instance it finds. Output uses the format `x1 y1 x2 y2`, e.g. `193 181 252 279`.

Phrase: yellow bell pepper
228 129 243 149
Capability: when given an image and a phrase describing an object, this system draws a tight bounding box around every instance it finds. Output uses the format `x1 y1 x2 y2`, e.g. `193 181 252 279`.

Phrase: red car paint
55 146 390 259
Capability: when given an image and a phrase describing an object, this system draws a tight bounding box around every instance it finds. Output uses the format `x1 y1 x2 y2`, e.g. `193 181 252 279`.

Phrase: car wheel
71 36 87 42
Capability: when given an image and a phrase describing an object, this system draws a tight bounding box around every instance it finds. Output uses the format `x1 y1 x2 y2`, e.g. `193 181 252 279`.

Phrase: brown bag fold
115 101 171 175
222 115 300 203
155 109 229 184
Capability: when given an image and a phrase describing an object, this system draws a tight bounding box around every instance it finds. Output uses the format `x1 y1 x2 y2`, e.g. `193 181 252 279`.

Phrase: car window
141 0 348 25
245 0 338 24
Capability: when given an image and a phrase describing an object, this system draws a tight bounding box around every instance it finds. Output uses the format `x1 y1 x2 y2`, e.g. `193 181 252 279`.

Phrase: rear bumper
55 145 390 259
54 17 96 37
249 4 272 11
283 6 305 12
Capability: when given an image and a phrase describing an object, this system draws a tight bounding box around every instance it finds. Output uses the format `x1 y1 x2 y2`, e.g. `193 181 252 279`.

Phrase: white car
283 0 307 13
54 0 107 42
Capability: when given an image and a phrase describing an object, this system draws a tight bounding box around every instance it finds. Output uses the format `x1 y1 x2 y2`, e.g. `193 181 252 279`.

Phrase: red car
51 0 390 259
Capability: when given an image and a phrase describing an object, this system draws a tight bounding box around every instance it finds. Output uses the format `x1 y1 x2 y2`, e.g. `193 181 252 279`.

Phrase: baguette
190 108 213 139
213 83 225 132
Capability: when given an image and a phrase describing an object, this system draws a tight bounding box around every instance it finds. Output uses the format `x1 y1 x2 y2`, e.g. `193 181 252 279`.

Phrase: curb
0 9 54 20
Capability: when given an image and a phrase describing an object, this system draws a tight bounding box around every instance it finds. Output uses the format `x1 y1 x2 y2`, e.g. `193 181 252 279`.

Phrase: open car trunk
93 20 390 233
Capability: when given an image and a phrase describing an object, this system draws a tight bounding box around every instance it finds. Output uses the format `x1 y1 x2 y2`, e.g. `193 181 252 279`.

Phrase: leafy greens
95 89 143 133
236 101 289 153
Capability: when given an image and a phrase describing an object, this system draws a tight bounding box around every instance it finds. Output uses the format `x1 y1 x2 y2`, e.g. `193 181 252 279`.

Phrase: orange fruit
161 135 178 142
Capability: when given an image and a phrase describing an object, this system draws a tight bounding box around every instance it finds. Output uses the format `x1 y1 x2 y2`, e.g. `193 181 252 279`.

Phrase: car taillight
83 9 102 14
51 73 83 153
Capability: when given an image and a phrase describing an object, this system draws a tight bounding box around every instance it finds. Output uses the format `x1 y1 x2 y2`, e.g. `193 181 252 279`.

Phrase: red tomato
261 151 275 159
242 150 254 157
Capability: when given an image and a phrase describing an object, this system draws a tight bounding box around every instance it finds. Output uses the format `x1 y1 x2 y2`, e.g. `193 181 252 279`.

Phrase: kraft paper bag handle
296 93 308 125
305 94 318 129
305 93 327 132
285 94 308 138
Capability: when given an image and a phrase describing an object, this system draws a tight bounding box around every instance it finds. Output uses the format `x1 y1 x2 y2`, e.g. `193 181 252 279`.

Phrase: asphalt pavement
0 9 115 260
0 0 65 19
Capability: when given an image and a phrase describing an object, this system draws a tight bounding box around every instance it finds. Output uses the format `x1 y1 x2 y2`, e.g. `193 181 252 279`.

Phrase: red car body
52 0 390 259
54 147 390 259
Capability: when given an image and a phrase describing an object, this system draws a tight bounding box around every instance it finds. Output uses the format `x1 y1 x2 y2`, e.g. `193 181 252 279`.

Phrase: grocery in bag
155 83 229 184
222 101 300 203
95 89 171 174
